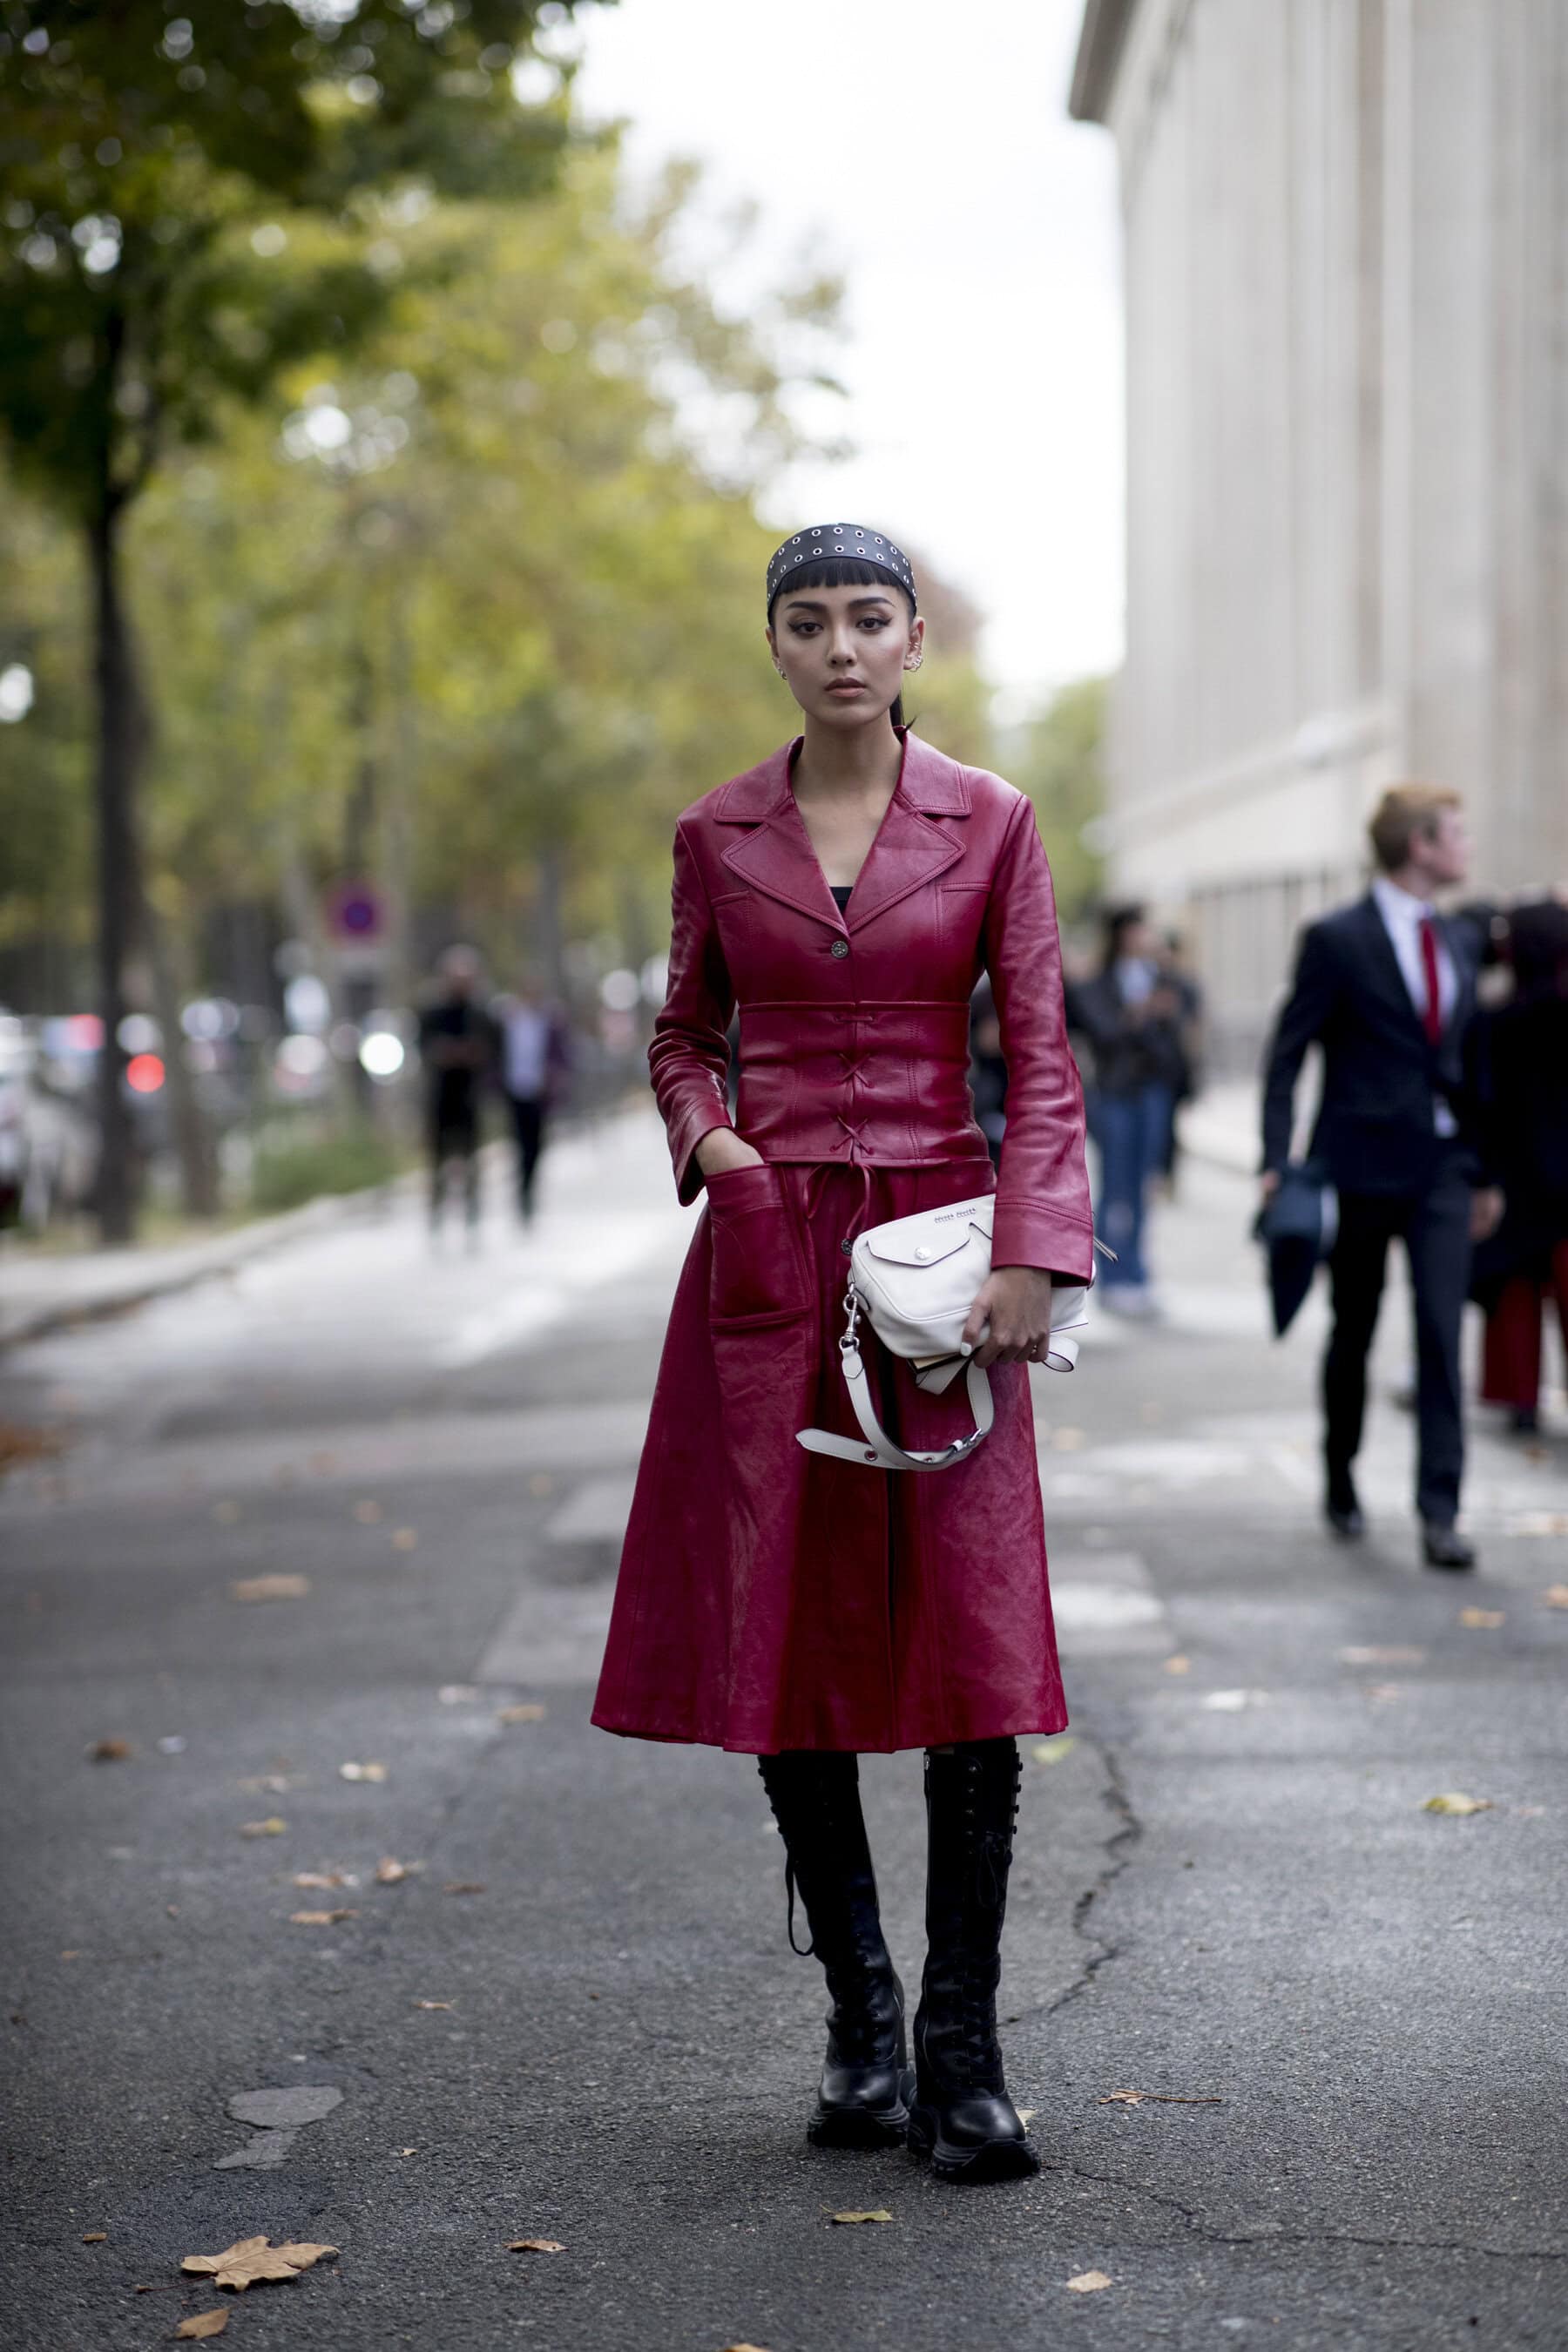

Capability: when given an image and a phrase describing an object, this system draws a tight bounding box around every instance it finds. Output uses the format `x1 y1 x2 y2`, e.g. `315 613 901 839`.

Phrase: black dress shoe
1325 1478 1365 1540
1422 1524 1477 1571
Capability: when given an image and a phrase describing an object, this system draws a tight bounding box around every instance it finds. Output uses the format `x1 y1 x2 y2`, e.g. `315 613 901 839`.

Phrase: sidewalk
1 1091 1264 1357
0 1184 405 1352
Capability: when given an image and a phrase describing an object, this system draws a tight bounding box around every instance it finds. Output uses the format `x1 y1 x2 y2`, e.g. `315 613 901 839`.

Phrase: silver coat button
830 938 849 957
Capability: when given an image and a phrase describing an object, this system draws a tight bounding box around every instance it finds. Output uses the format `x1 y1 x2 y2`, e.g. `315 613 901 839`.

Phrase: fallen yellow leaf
230 1574 308 1604
292 1871 342 1889
497 1704 547 1725
1457 1607 1504 1629
1066 2270 1112 2294
1423 1793 1493 1815
1162 1654 1191 1675
413 1999 452 2011
289 1909 357 1925
508 2239 566 2253
81 2231 107 2242
176 2314 229 2340
829 2210 892 2226
240 1817 287 1838
87 1737 132 1761
339 1761 388 1783
1031 1736 1078 1765
181 2236 337 2291
390 1528 418 1551
375 1858 409 1885
1543 1585 1568 1609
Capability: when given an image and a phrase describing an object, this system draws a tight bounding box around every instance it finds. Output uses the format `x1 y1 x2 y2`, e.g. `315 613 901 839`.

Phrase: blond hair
1368 785 1462 875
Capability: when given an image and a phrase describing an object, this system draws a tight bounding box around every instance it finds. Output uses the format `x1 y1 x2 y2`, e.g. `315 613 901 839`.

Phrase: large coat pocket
706 1162 811 1326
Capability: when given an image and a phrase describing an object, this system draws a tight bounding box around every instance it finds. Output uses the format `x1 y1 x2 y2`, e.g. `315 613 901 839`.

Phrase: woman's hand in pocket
962 1266 1055 1368
697 1128 765 1179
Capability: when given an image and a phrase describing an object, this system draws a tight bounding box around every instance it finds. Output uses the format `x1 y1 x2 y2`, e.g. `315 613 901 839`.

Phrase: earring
905 654 923 671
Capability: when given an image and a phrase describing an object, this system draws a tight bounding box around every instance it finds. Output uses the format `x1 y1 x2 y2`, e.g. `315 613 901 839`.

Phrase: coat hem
590 1705 1070 1755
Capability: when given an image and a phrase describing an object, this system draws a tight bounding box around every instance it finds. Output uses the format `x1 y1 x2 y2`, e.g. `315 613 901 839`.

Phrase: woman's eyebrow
782 592 895 612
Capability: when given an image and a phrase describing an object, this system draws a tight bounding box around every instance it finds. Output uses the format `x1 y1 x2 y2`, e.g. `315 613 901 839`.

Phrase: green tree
0 0 596 1235
1009 674 1108 924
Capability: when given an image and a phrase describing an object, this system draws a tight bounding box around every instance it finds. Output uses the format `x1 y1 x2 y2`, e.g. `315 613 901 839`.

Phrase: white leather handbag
796 1193 1089 1474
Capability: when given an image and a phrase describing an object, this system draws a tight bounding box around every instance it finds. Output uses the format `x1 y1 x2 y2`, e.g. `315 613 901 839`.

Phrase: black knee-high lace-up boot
909 1739 1039 2184
757 1752 914 2147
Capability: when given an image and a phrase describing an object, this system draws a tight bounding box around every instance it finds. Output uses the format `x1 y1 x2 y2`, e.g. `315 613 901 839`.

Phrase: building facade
1071 0 1568 1064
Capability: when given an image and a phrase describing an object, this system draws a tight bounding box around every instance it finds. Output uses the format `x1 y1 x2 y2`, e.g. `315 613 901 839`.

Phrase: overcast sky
573 0 1125 711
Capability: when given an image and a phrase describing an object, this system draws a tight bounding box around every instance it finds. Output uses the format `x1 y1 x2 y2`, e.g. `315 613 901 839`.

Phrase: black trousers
506 1093 548 1213
1322 1165 1472 1525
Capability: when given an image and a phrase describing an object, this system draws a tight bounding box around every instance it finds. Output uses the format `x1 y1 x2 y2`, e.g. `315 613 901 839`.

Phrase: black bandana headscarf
766 523 917 612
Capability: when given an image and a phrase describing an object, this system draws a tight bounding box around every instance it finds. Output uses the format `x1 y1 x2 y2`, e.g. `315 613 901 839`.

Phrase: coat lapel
1353 895 1426 1037
715 733 969 936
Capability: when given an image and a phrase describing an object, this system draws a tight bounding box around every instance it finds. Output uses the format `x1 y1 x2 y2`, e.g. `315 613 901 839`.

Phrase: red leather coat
592 732 1092 1754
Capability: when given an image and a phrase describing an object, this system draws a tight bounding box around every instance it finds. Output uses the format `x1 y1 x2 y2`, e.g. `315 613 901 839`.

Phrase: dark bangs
767 556 915 619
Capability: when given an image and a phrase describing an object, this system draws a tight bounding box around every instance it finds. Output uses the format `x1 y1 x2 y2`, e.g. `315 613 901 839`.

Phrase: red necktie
1418 916 1443 1045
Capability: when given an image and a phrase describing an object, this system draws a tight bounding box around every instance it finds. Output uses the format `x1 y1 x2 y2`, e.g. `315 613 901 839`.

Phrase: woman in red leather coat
593 524 1094 2183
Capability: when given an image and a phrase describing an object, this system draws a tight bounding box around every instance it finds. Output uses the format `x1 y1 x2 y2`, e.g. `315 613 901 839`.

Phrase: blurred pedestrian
1260 786 1502 1569
1469 899 1568 1435
1069 903 1186 1314
416 946 497 1240
968 976 1007 1170
593 524 1093 2186
1155 930 1204 1185
495 977 571 1224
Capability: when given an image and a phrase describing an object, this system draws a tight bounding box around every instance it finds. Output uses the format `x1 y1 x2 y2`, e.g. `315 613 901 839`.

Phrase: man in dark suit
1260 786 1502 1569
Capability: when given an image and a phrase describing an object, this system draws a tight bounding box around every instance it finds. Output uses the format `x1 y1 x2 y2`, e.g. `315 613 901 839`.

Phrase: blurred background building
1072 0 1568 1067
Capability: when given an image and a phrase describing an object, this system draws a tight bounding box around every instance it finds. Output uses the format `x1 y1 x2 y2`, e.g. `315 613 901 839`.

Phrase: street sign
328 882 383 943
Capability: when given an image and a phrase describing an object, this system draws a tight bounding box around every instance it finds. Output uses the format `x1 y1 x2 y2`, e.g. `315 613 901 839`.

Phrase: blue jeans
1092 1083 1173 1290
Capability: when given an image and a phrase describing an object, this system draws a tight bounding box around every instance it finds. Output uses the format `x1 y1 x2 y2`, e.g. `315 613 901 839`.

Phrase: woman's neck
794 713 904 801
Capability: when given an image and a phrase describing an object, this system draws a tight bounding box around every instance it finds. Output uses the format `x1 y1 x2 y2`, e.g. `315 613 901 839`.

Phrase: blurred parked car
0 1012 98 1229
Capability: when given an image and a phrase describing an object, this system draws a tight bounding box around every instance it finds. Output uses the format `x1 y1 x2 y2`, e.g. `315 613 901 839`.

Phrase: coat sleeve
982 795 1095 1278
647 818 737 1202
1260 921 1335 1174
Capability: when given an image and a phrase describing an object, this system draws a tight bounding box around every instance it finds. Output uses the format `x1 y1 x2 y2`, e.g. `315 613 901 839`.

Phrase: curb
0 1178 412 1352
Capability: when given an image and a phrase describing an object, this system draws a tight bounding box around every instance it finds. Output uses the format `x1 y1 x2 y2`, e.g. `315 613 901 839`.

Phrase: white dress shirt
1370 875 1457 1135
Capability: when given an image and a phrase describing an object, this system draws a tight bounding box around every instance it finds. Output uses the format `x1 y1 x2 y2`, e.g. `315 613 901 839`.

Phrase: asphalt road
2 1110 1565 2352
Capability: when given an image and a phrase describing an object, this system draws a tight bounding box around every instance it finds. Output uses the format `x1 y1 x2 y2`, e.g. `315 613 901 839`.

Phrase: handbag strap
797 1342 994 1472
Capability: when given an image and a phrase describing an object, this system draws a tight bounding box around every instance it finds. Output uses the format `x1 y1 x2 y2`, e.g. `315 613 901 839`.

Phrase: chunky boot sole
908 2105 1040 2185
808 2067 916 2148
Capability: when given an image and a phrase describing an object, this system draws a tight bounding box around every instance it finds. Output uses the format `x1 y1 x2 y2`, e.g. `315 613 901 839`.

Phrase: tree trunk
86 502 144 1245
146 900 220 1217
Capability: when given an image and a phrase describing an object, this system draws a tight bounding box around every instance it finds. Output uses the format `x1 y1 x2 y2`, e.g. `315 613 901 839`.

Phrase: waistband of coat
737 1000 972 1058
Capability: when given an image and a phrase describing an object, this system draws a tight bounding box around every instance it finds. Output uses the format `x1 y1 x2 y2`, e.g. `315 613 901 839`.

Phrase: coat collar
714 733 970 934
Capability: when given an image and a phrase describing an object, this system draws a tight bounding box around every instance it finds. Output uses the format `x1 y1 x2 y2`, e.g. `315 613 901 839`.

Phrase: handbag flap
859 1194 994 1269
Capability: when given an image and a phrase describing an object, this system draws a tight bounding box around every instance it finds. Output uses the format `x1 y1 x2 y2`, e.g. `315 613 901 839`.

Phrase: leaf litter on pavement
507 2239 566 2253
1457 1607 1505 1629
176 2313 229 2340
1065 2270 1112 2294
829 2210 893 2225
1098 2088 1223 2106
339 1760 388 1782
230 1575 309 1604
1423 1792 1493 1815
181 2236 337 2291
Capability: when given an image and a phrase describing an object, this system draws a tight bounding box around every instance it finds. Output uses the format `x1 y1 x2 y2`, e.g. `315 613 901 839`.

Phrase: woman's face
767 581 923 732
